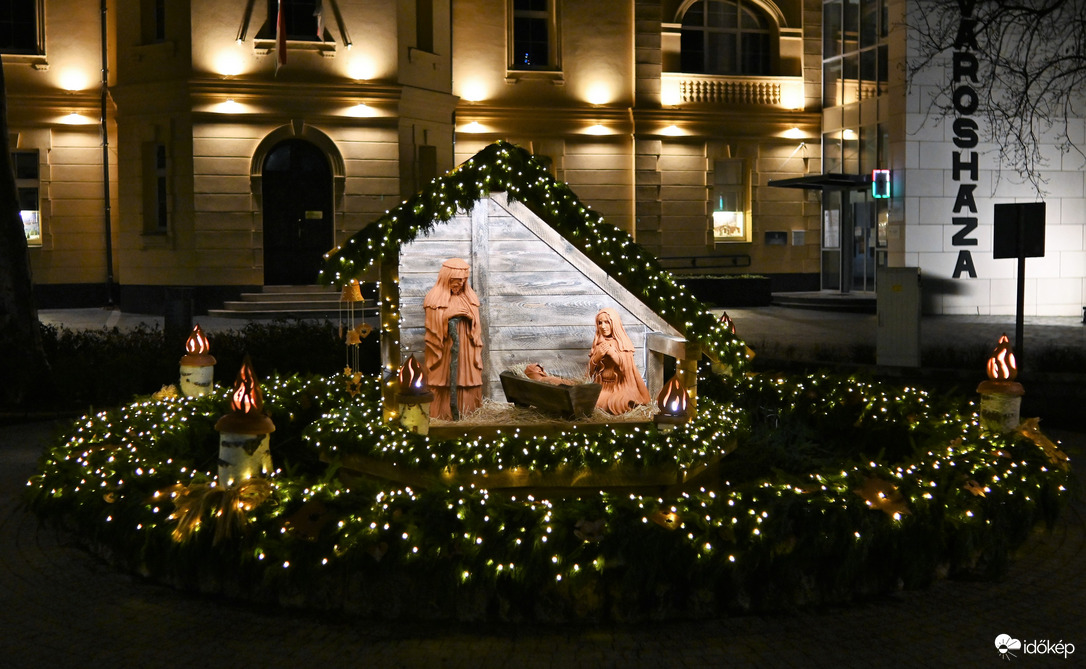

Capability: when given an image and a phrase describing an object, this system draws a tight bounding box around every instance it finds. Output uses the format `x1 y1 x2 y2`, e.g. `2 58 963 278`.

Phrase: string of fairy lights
26 362 1070 616
21 137 1072 616
22 140 1072 616
319 140 749 372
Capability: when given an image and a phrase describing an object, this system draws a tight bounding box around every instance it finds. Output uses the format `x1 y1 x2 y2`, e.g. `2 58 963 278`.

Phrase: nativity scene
25 141 1071 625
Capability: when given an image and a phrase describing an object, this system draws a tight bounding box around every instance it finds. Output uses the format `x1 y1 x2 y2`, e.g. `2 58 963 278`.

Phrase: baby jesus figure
524 363 576 386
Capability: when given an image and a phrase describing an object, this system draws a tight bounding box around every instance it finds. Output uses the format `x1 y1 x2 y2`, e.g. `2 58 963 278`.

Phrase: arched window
680 0 770 75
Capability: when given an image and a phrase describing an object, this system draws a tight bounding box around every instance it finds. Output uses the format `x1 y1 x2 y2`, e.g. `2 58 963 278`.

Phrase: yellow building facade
6 0 819 312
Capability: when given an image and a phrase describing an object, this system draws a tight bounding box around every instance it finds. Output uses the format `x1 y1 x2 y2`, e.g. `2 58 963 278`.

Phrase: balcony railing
661 73 803 107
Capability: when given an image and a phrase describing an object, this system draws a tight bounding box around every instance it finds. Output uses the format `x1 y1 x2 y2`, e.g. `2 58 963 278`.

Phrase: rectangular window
823 0 842 58
143 142 169 234
0 0 40 54
140 0 167 43
13 150 41 246
416 0 434 52
264 0 321 41
510 0 557 71
417 145 437 190
711 159 751 243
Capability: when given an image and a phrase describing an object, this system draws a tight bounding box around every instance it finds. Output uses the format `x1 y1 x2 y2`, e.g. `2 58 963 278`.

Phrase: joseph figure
423 258 484 419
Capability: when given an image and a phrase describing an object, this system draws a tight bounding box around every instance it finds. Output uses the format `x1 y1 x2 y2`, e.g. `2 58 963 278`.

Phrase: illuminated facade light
460 81 488 102
585 124 609 135
58 70 89 91
59 112 94 125
346 103 376 118
584 83 611 106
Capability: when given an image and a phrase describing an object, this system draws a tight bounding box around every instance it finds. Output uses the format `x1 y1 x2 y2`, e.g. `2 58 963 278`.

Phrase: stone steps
206 285 376 320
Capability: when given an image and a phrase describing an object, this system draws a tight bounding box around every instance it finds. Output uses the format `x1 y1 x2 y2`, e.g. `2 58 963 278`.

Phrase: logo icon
996 634 1022 660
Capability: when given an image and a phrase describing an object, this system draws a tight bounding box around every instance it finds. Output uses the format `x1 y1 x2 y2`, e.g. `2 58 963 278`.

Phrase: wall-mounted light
585 83 612 106
660 125 684 136
780 82 804 110
782 127 805 140
660 79 681 106
347 57 375 81
585 124 609 136
58 70 89 92
215 51 245 78
216 99 245 114
59 112 95 125
346 103 376 118
842 128 857 140
459 121 487 134
460 81 488 103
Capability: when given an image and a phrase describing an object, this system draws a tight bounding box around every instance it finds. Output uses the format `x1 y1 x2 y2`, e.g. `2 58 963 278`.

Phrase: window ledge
408 47 443 67
3 54 49 69
140 232 173 249
505 69 564 85
253 39 336 58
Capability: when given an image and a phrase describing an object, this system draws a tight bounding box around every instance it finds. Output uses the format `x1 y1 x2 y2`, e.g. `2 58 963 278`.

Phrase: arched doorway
261 139 334 285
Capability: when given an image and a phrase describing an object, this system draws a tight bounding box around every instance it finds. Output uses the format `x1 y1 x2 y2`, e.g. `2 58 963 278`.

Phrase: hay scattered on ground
433 399 657 427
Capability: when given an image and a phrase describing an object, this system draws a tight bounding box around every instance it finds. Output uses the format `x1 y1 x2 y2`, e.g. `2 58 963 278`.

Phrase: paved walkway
3 306 1083 667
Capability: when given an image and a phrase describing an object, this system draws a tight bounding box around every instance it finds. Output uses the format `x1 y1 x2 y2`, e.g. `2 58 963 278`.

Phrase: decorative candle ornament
179 324 216 397
719 311 736 335
396 354 434 435
214 355 276 487
712 311 753 376
654 373 689 432
976 334 1025 433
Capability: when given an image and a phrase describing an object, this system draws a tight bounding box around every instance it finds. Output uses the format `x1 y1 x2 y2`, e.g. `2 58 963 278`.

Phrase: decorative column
215 355 275 487
977 334 1024 433
179 324 215 397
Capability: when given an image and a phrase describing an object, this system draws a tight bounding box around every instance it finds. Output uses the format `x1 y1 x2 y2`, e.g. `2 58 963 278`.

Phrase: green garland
319 140 749 372
26 368 1071 621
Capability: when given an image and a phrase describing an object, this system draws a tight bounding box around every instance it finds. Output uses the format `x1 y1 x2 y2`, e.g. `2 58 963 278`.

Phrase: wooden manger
498 371 602 419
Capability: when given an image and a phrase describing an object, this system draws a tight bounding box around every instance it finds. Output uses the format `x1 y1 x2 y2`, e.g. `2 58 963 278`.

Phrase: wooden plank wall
398 195 659 403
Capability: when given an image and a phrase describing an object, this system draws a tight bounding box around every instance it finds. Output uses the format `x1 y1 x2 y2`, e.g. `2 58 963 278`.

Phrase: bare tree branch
906 0 1086 192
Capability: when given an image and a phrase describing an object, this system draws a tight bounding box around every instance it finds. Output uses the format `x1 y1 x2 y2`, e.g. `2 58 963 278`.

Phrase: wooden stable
379 193 699 420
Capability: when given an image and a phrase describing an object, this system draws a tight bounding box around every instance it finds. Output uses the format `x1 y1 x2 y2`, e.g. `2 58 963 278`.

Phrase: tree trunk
0 60 51 408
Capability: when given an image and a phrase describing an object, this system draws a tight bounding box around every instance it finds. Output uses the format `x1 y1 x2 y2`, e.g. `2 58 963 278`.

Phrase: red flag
314 0 324 40
276 0 287 72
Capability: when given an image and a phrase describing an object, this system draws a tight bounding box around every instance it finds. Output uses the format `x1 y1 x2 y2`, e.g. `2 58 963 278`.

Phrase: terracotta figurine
587 308 650 414
423 258 484 419
524 363 575 386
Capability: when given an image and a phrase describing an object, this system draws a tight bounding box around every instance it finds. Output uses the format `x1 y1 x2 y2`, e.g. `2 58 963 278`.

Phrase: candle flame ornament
711 311 753 376
654 373 689 431
976 334 1025 433
396 354 434 435
719 311 736 335
179 324 216 397
986 334 1017 381
214 355 276 487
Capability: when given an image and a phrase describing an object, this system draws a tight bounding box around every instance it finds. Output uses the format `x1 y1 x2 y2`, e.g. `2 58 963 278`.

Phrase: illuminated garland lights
25 367 1071 620
318 140 749 372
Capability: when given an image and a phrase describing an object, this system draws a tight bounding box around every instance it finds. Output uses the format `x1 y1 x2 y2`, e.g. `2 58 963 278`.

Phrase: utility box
876 267 921 367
